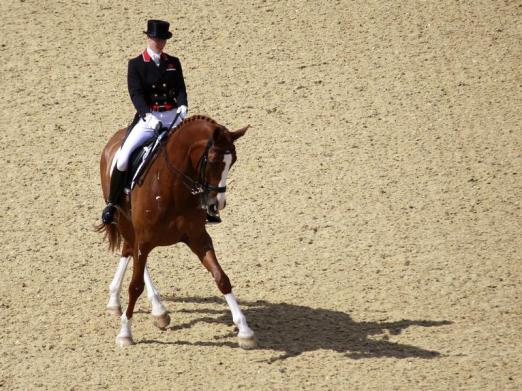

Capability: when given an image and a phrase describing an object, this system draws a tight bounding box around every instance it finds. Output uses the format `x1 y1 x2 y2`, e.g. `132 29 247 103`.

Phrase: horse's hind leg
116 243 150 347
144 266 170 329
106 241 169 327
187 232 256 349
106 241 133 316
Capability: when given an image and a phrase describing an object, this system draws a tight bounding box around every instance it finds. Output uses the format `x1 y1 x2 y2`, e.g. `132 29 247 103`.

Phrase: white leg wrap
144 265 167 316
225 293 254 339
117 313 133 339
107 256 130 309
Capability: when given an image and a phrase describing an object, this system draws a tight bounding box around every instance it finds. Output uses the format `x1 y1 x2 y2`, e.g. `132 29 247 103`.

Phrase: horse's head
194 124 248 212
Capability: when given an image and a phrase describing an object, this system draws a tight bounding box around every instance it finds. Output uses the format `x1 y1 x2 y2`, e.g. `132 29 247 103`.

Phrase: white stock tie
152 53 161 67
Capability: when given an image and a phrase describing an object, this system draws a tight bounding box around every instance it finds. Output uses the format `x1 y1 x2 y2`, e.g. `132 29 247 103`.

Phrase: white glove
144 113 162 131
177 105 188 120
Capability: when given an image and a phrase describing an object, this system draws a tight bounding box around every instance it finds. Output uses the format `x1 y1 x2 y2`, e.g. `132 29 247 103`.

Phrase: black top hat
143 20 172 39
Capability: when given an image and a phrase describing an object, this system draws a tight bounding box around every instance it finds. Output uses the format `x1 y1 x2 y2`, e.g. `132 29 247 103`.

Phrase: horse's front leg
116 243 150 347
187 232 256 349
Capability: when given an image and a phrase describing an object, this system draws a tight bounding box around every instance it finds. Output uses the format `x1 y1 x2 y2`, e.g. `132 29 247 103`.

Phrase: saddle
124 129 169 193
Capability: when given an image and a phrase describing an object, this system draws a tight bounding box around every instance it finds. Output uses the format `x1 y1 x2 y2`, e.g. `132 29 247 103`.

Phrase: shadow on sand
142 296 451 362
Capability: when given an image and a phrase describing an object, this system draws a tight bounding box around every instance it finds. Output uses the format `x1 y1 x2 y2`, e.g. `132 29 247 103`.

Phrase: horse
96 115 256 348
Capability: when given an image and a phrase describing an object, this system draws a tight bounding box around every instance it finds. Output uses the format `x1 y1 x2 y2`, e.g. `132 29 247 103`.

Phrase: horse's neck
167 125 210 175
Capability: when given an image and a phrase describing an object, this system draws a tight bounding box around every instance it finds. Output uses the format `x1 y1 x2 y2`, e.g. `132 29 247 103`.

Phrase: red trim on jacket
142 50 167 63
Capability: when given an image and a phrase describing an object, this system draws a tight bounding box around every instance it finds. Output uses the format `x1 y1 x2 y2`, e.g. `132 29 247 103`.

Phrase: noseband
162 138 231 207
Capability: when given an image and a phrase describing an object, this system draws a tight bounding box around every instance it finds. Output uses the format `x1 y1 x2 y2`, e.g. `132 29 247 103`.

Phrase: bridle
162 138 232 208
197 138 232 192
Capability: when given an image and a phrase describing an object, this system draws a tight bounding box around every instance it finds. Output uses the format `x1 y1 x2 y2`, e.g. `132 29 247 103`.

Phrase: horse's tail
94 222 122 253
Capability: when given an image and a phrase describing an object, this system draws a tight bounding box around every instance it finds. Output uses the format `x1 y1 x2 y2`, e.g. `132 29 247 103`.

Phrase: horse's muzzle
217 196 226 210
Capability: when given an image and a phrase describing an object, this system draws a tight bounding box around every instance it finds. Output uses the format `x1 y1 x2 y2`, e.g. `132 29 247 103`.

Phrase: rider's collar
146 47 162 66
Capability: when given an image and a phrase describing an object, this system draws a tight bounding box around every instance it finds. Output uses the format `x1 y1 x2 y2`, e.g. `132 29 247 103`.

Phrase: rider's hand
177 105 188 120
144 113 162 131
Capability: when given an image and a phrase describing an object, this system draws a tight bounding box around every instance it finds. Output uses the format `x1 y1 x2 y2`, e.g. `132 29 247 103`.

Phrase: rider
101 19 188 225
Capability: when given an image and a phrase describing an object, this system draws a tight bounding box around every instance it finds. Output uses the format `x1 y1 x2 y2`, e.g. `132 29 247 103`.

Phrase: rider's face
147 37 167 53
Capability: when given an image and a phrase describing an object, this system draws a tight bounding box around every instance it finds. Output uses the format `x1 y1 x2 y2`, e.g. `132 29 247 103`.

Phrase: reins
161 135 229 196
161 143 203 195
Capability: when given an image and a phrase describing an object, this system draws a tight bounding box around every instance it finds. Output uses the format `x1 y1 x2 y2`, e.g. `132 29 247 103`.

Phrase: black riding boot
101 168 127 224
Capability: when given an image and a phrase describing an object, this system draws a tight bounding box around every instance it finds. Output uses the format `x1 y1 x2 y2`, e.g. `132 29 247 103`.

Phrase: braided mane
177 115 218 128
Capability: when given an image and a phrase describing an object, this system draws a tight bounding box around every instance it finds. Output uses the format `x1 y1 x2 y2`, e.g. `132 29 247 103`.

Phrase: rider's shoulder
129 52 145 64
162 52 181 62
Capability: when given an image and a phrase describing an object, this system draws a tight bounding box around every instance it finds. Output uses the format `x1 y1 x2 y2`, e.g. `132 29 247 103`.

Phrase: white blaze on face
217 154 232 210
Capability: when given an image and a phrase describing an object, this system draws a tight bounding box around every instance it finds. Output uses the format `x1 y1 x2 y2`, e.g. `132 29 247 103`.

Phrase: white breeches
115 109 181 171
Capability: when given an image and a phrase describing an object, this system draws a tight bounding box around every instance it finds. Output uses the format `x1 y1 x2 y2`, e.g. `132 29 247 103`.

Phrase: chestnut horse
96 115 256 348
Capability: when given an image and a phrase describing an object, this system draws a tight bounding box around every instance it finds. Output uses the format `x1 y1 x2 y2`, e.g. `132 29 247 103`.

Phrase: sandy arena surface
1 0 521 390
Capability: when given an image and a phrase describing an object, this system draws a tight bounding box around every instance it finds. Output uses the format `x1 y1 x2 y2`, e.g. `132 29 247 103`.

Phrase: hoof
106 305 122 316
238 336 257 350
152 312 171 330
116 336 134 347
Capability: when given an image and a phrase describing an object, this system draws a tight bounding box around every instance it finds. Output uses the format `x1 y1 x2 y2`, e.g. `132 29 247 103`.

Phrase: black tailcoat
127 50 188 118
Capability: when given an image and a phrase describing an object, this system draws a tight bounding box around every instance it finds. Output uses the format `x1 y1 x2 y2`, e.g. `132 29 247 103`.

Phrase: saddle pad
124 129 170 192
124 139 156 191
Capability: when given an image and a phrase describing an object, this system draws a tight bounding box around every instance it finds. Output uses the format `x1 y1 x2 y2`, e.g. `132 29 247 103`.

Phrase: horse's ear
212 126 226 142
231 125 250 142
